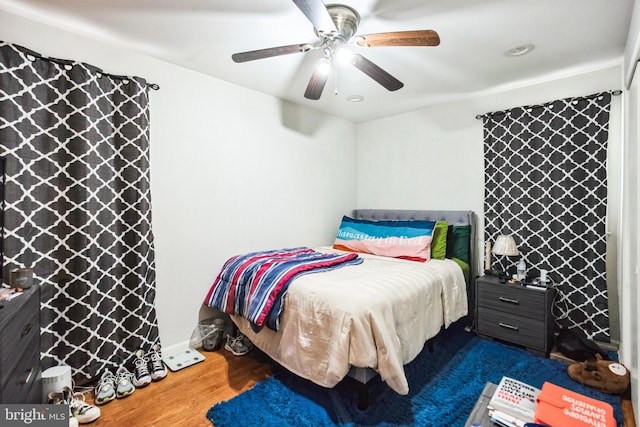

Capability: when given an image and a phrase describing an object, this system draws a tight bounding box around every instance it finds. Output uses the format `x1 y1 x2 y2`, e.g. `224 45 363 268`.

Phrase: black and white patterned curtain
0 42 160 381
482 92 612 342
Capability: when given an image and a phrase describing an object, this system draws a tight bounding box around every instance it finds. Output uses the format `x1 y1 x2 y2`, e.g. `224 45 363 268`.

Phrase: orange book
534 382 615 427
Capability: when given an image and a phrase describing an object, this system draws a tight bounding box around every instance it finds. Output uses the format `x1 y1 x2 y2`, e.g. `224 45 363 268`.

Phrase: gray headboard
353 209 477 284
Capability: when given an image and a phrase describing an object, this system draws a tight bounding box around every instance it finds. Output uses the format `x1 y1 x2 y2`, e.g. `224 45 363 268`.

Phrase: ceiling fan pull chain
334 63 339 95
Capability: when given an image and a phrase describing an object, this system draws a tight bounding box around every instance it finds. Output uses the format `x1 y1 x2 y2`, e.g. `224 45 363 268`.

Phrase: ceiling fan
231 0 440 100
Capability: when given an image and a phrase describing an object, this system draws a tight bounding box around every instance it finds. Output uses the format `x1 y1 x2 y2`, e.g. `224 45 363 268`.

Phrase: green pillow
446 225 471 264
451 257 470 284
430 221 448 260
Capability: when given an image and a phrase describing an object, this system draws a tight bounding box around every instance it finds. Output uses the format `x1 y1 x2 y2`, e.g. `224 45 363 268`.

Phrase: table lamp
492 235 519 282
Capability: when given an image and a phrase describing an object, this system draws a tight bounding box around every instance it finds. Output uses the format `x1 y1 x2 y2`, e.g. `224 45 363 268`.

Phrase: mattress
231 246 468 395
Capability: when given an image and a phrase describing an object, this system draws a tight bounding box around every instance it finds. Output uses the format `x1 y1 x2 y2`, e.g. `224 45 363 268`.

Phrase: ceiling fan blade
292 0 337 33
355 30 440 47
304 63 330 100
232 43 312 63
351 54 403 91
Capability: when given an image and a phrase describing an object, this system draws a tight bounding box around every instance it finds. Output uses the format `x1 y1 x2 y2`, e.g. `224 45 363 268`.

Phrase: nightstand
475 275 555 357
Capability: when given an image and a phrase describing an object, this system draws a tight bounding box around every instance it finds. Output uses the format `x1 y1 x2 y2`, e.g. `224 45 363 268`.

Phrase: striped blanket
204 247 362 331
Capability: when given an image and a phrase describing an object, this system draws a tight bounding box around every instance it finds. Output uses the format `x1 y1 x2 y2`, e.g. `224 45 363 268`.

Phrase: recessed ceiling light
504 44 535 57
346 95 364 102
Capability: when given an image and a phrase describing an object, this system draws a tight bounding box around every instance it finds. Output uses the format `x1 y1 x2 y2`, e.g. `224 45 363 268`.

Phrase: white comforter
231 247 468 395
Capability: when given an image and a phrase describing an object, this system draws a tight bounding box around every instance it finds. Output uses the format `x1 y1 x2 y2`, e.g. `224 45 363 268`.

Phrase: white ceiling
0 0 634 122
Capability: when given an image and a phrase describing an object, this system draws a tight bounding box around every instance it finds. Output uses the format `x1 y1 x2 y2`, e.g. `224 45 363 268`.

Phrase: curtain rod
16 45 160 91
475 90 621 120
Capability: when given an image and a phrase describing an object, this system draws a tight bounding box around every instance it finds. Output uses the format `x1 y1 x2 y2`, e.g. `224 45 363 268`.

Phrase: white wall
621 69 640 426
0 11 358 348
356 65 624 341
622 2 640 419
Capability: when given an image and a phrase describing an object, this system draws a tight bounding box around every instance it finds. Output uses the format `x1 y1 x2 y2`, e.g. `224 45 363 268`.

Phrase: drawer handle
20 368 34 385
499 297 519 305
499 322 519 331
21 323 33 338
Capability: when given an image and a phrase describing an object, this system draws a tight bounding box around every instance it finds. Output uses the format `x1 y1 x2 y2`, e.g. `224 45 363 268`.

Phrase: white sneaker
132 349 152 388
94 371 116 405
63 386 101 424
48 391 79 427
115 366 135 398
148 344 168 381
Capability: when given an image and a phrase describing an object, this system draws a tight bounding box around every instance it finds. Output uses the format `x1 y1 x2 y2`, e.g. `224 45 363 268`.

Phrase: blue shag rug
207 320 623 426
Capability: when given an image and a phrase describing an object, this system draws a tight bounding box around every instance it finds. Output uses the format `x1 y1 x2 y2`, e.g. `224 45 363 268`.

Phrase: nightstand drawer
476 308 545 350
477 283 547 320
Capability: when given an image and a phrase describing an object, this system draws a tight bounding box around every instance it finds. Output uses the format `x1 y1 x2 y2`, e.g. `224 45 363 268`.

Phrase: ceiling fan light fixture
316 59 332 76
504 44 535 57
346 95 364 102
334 47 353 66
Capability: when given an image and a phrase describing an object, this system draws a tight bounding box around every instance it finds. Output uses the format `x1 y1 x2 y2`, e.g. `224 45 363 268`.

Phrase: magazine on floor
487 376 542 425
534 382 615 427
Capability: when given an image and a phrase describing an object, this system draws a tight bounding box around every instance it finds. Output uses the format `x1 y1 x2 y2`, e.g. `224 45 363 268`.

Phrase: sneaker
224 332 253 356
115 366 135 398
148 343 168 381
132 349 152 388
48 392 79 427
93 370 116 405
63 386 101 424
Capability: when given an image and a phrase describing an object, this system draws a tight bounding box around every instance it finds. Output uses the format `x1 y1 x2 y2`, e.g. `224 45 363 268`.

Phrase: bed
205 209 476 405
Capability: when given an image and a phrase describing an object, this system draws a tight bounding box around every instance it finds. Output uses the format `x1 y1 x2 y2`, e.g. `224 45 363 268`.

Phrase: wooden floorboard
83 347 273 427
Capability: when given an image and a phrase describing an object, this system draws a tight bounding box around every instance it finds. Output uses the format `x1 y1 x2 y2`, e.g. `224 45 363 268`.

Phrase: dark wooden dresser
0 285 42 403
475 275 555 357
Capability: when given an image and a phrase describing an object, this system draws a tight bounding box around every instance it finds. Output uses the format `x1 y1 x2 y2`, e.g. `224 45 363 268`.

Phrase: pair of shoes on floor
225 332 253 356
94 366 135 404
49 386 100 426
132 343 168 387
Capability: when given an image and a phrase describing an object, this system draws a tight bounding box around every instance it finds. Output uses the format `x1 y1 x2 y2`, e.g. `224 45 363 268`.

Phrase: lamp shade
492 235 520 256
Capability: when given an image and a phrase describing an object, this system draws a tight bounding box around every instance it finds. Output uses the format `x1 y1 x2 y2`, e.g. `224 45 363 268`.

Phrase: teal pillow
430 221 448 260
446 225 471 264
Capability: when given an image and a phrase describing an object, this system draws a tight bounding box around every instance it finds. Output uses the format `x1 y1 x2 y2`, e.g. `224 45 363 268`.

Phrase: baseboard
595 338 619 352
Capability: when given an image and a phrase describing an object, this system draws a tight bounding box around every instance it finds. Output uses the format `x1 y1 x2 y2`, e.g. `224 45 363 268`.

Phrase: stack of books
488 377 540 427
487 376 616 427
